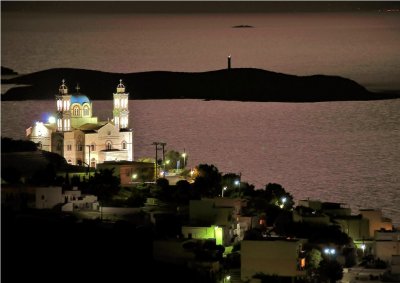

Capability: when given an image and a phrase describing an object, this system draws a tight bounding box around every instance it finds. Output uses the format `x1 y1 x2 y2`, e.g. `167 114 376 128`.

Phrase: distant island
2 67 399 102
232 25 254 28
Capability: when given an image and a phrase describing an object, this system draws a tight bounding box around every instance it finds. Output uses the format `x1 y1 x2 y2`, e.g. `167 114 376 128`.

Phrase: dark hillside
2 68 399 102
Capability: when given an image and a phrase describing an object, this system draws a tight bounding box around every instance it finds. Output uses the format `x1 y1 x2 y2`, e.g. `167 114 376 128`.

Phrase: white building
35 186 98 212
26 79 133 167
374 230 400 262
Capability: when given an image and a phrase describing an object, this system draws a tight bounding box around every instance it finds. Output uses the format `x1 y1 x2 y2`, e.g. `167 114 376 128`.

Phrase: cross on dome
76 83 80 93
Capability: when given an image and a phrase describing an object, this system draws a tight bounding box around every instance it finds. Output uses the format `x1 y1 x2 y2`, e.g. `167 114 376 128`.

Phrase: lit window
83 105 89 116
73 106 80 116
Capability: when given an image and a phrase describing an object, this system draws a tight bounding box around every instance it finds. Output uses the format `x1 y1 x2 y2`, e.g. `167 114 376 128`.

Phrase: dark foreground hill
2 67 399 102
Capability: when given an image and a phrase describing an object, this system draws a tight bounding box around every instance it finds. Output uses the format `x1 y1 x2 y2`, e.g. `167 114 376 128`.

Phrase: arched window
122 141 127 150
106 141 112 150
83 105 89 116
77 143 83 151
37 141 42 149
91 143 96 151
73 106 80 116
57 100 62 111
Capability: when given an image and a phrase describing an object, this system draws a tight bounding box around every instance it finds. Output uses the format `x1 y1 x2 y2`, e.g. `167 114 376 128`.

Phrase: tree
173 180 192 205
307 249 323 270
1 137 37 152
306 248 323 281
1 167 22 184
155 178 172 201
318 259 343 283
264 183 295 209
82 169 120 202
193 164 221 197
126 188 146 207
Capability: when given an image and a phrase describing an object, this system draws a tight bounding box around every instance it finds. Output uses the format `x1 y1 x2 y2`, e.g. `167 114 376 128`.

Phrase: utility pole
152 142 167 181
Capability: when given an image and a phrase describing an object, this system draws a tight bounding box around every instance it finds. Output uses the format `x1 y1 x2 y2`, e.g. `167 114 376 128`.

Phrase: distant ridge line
2 67 399 102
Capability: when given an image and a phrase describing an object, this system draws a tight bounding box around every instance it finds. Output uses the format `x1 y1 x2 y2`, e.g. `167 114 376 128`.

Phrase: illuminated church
26 79 133 167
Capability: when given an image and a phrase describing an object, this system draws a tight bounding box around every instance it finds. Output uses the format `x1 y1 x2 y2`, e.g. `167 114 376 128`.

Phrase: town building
360 209 393 238
35 186 99 212
183 198 249 245
97 160 155 186
26 79 133 167
241 238 307 282
374 230 400 262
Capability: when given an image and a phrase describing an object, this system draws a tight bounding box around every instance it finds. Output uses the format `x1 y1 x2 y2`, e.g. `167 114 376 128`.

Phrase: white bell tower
55 79 71 132
113 79 130 129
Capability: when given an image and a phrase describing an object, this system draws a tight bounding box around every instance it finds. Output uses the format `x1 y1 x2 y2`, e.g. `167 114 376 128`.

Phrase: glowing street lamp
182 152 187 168
48 116 56 124
224 275 231 283
132 173 138 180
324 248 336 257
361 244 366 255
280 197 287 208
222 186 227 197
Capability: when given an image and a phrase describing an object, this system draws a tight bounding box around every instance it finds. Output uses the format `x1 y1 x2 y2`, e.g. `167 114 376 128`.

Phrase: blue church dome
71 95 90 105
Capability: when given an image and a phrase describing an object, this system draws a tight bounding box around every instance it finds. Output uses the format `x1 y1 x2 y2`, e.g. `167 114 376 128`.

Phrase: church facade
26 79 133 167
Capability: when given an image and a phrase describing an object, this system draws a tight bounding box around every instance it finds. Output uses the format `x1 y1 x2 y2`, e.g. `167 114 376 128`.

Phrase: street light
361 244 366 256
222 186 227 197
324 248 336 258
234 179 240 196
182 152 187 168
48 116 56 124
280 197 287 208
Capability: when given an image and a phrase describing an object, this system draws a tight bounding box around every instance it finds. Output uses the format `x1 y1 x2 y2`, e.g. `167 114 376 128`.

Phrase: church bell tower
55 79 71 132
113 79 130 129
